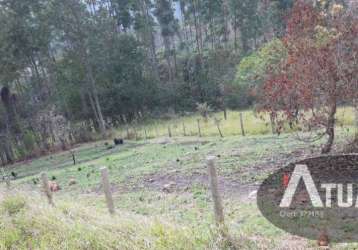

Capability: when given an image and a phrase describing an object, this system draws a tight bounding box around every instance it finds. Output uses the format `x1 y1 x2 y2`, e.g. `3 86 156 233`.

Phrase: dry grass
0 190 227 250
117 107 356 139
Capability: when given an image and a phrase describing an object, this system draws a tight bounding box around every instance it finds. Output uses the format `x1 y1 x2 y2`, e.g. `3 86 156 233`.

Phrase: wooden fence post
144 129 148 140
182 123 186 136
41 172 54 206
216 124 223 138
134 127 138 140
5 178 10 189
239 113 245 136
126 126 130 139
100 167 115 215
71 151 76 165
206 156 225 226
1 168 10 189
197 119 202 137
214 118 224 138
168 126 172 137
270 113 276 135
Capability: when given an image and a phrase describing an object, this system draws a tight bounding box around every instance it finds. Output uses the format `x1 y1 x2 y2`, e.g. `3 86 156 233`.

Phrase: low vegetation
116 108 356 140
0 0 357 248
1 109 356 249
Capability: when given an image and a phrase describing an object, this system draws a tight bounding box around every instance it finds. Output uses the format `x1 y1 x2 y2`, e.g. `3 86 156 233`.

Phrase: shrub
1 195 26 215
23 130 37 153
196 102 212 122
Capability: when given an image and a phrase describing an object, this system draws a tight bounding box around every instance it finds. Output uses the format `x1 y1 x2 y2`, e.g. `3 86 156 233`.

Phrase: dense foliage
0 0 355 164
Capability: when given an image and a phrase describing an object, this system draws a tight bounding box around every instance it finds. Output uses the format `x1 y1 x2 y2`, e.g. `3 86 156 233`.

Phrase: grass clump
1 195 26 215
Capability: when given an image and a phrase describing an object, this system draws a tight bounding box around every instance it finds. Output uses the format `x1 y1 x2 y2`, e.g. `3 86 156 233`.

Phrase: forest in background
0 0 356 164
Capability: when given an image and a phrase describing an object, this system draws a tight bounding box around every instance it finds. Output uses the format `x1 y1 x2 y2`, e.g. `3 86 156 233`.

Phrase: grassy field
0 108 357 250
116 107 356 139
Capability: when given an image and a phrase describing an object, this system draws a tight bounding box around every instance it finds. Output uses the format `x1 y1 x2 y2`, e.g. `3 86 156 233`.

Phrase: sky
174 1 182 20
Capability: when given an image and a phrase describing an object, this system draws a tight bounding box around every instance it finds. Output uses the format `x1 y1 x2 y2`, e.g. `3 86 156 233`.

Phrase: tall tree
154 0 179 81
229 0 261 53
53 0 107 135
133 0 159 78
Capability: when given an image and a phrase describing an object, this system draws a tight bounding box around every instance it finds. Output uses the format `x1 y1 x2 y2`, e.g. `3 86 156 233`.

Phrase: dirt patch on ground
137 146 322 202
91 183 124 194
142 169 258 200
276 235 313 250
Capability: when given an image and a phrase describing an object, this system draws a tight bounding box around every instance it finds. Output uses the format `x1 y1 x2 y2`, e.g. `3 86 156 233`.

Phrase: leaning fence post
239 113 245 136
100 167 115 215
70 150 76 165
41 172 54 206
214 118 224 138
5 177 10 189
206 156 225 226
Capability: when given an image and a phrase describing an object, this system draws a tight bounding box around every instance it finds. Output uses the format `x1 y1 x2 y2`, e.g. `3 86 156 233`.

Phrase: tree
154 0 179 81
53 0 107 135
234 38 286 107
110 0 133 32
133 0 159 78
229 0 261 53
0 0 331 164
261 1 358 153
267 0 294 37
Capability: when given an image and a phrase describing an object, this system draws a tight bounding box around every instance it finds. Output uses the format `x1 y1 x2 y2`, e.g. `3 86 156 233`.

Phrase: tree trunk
222 0 229 48
192 0 202 55
141 0 159 78
355 107 358 138
0 152 6 166
87 91 101 133
92 88 106 135
234 18 238 52
241 35 250 54
0 91 15 163
354 99 358 138
28 55 42 88
69 3 106 136
172 37 178 77
4 143 14 164
163 36 173 81
0 135 14 164
322 104 337 154
80 90 90 118
81 50 106 136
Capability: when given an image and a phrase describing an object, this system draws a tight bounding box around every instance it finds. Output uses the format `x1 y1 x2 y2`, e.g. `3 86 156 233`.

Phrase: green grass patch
0 108 356 249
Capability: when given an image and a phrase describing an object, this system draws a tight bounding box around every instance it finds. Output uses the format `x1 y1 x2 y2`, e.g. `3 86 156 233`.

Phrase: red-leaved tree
261 0 358 153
